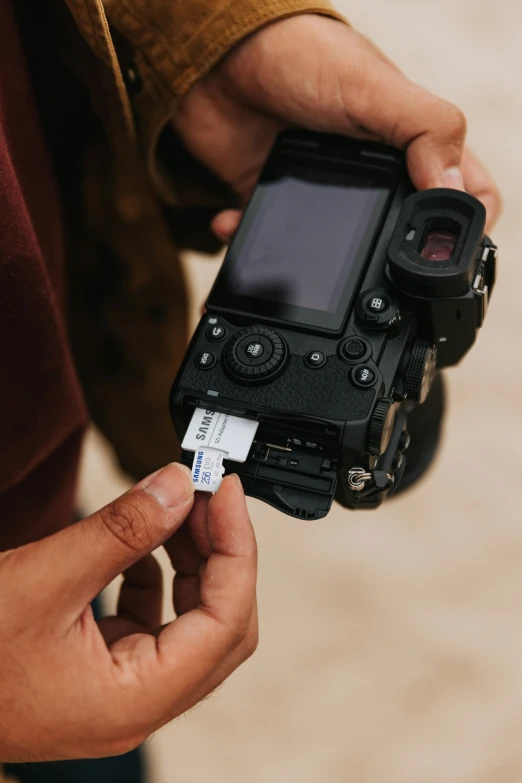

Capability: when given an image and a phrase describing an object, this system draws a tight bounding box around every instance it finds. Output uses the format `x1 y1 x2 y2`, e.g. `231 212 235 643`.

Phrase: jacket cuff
176 2 348 98
104 1 348 205
106 1 348 101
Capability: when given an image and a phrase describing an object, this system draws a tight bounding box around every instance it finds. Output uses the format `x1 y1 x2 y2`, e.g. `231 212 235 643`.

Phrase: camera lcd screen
209 157 393 331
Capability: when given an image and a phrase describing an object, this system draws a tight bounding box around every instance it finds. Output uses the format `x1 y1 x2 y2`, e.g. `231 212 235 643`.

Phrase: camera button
367 295 391 314
236 335 274 367
356 291 400 330
206 324 227 342
305 351 326 368
339 338 371 363
195 351 216 370
244 341 266 360
352 365 377 387
224 326 288 382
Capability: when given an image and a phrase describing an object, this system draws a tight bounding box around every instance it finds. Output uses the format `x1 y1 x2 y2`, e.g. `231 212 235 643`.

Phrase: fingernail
441 166 464 190
144 463 194 508
228 473 243 490
134 466 163 491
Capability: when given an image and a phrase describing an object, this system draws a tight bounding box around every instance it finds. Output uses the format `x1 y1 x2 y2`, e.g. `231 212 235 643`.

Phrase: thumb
19 463 195 614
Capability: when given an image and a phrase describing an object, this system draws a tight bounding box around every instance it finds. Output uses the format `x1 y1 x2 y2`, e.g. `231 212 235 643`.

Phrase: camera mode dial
368 399 396 456
224 326 288 382
404 341 438 403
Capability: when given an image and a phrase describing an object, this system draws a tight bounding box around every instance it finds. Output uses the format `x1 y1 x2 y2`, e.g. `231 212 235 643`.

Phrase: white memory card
191 447 226 493
182 408 259 463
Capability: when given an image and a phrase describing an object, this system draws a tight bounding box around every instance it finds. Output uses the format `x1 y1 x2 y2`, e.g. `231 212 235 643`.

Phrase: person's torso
0 0 87 547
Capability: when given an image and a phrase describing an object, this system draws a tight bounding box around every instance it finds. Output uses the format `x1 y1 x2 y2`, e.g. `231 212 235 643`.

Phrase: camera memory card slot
234 436 339 519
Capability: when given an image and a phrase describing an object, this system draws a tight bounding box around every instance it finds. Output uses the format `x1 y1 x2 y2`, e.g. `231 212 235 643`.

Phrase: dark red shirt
0 0 87 548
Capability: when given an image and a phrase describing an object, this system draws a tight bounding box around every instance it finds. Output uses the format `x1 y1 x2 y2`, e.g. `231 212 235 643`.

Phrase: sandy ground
77 1 522 781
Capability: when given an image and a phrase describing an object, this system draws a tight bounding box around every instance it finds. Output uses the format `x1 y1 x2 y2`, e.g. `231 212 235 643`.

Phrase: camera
169 130 497 519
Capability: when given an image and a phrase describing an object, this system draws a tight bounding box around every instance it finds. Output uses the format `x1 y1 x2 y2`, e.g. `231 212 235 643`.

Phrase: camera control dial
404 341 438 403
224 326 288 382
368 399 396 456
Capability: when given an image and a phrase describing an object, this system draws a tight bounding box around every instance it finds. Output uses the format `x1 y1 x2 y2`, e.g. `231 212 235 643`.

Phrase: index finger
463 148 503 232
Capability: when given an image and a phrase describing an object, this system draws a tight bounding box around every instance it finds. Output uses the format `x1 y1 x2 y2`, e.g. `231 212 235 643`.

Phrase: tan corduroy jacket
51 0 346 480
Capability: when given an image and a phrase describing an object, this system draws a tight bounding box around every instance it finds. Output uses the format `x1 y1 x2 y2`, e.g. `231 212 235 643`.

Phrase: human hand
0 466 257 762
173 14 502 240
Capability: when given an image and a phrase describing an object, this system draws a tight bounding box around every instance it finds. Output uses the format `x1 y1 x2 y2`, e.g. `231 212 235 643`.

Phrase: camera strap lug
473 241 498 327
348 467 394 497
347 468 372 491
472 269 489 323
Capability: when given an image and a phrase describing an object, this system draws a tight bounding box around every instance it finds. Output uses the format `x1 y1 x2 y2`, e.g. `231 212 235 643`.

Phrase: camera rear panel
180 317 385 422
170 130 495 519
171 281 416 519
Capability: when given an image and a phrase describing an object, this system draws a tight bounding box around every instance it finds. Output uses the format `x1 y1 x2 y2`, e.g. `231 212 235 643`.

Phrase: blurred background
78 1 522 781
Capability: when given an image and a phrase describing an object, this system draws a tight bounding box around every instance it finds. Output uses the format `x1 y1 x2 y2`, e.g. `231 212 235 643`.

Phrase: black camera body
170 131 497 519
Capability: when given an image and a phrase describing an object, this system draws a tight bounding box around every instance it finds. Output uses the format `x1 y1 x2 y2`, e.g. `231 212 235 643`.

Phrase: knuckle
235 619 259 662
440 101 467 140
99 498 153 555
492 184 504 213
244 628 259 659
225 625 248 653
97 724 148 759
103 734 144 758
